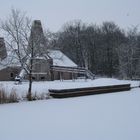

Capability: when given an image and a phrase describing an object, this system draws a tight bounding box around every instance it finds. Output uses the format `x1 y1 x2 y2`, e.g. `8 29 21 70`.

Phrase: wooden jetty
49 84 131 98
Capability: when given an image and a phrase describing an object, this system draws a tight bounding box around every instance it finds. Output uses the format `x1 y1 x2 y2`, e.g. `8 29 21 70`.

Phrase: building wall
24 58 53 81
0 58 77 81
32 59 50 73
0 67 21 81
53 71 77 80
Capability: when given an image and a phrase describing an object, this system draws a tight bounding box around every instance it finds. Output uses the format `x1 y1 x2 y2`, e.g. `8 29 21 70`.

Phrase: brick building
0 20 94 81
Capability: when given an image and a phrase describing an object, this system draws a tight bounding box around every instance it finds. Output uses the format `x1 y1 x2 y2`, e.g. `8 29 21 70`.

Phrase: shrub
0 87 7 104
0 87 19 104
26 92 48 101
26 92 33 101
8 88 19 103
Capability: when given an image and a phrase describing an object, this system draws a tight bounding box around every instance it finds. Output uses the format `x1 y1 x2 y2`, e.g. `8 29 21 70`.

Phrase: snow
0 77 138 97
19 69 26 78
0 49 77 73
48 50 77 67
0 78 140 140
0 78 138 98
0 50 21 70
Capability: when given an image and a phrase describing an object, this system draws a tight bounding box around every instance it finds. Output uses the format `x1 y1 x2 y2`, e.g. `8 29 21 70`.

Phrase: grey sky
0 0 140 31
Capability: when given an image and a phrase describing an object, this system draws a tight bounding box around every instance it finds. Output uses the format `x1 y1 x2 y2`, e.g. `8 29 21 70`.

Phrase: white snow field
0 78 138 99
0 78 140 140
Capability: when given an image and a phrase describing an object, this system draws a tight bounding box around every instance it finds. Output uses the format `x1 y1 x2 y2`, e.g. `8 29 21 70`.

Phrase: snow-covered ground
0 78 139 99
0 78 140 140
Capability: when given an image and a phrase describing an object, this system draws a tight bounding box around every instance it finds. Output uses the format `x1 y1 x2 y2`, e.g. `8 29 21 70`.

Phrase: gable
48 50 77 67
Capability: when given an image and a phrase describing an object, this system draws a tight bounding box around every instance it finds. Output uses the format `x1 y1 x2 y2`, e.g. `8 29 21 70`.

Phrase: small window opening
32 77 35 80
41 77 45 80
10 73 14 78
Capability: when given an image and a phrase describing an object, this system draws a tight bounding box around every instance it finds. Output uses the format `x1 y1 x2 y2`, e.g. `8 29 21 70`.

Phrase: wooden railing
51 65 95 79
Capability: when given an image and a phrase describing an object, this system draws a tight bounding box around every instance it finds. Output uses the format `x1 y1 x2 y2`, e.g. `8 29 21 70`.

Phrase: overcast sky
0 0 140 32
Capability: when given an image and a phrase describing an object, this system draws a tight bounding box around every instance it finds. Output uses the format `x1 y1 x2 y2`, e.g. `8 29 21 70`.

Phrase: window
10 73 14 78
41 77 45 80
32 77 35 80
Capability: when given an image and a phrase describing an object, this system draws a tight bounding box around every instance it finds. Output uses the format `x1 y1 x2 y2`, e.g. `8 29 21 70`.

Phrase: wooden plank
49 84 130 93
49 84 131 98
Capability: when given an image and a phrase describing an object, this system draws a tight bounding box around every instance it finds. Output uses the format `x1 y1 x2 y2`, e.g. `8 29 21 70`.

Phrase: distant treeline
47 20 140 79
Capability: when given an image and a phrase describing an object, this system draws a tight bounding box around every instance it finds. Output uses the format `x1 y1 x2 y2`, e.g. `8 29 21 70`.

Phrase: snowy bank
0 78 139 99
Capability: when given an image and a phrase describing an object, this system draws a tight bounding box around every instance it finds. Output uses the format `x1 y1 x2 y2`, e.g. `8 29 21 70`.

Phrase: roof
48 50 77 67
0 49 77 71
0 50 21 70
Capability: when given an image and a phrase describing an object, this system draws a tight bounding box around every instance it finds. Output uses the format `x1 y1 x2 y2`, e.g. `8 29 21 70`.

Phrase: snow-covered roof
48 50 77 67
34 54 50 60
0 49 77 71
0 50 21 70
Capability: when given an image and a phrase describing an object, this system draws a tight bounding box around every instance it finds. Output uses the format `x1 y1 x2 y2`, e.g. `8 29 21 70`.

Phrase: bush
0 87 7 104
26 92 48 101
26 92 32 101
0 87 19 104
8 89 19 103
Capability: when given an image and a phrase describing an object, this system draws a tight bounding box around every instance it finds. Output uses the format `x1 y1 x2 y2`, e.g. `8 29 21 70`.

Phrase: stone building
0 20 94 81
0 47 21 81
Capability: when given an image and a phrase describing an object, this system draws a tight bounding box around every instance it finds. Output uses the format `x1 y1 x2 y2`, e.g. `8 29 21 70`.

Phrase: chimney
0 37 7 60
28 20 47 56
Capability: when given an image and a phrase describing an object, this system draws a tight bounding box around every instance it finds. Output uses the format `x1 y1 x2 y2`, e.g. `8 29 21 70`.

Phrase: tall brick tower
28 20 47 56
0 37 7 60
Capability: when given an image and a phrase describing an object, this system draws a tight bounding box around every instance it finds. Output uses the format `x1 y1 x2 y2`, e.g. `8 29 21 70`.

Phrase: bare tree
0 8 35 100
118 26 140 79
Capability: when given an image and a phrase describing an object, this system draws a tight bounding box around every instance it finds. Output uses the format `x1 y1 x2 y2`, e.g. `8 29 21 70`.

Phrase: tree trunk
27 72 32 101
27 57 33 101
